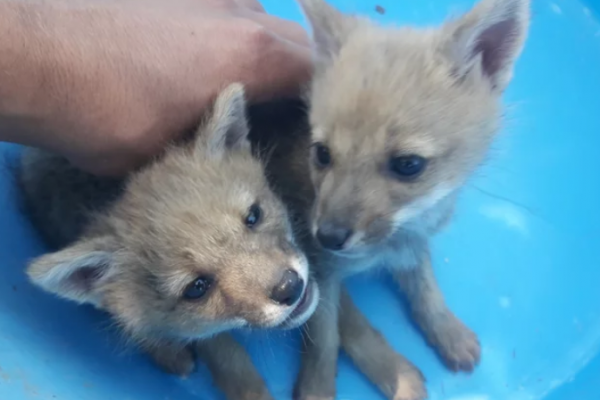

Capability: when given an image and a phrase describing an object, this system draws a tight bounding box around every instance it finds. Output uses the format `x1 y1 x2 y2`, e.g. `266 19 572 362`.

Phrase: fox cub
255 0 531 399
20 84 320 400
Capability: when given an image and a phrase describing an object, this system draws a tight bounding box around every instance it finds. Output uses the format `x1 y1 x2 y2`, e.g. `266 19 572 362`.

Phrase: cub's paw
237 389 275 400
293 393 335 400
293 378 335 400
150 345 196 377
370 353 427 400
431 313 480 373
392 367 427 400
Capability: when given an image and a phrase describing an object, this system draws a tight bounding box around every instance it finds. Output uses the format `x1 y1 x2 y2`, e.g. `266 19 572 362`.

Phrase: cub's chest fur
325 209 453 278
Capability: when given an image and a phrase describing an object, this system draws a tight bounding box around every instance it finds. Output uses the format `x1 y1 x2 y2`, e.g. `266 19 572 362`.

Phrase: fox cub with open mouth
257 0 531 399
19 84 320 400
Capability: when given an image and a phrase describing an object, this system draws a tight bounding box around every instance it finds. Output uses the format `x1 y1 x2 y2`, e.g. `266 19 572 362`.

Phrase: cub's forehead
218 183 256 206
309 75 488 159
116 183 256 233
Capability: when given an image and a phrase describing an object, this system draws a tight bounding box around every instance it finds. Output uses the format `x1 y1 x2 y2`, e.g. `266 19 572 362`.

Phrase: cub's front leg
196 333 274 400
391 243 481 373
293 278 341 400
144 340 196 377
339 288 427 400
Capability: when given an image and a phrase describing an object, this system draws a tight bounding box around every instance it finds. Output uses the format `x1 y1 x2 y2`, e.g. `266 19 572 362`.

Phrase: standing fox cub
19 84 321 400
255 0 531 399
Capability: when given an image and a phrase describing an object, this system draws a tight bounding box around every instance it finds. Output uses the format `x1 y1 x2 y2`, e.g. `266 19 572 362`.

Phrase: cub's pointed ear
27 236 119 307
297 0 361 63
195 83 250 158
442 0 530 92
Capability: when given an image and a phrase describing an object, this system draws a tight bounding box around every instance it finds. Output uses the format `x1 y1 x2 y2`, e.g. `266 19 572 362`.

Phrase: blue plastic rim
1 0 600 399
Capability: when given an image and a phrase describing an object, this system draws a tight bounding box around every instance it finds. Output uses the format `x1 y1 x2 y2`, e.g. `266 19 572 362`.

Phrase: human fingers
243 11 310 48
189 0 264 12
244 36 313 102
234 0 265 12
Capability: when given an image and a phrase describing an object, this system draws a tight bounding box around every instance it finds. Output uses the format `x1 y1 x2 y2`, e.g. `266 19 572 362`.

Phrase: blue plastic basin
1 0 600 399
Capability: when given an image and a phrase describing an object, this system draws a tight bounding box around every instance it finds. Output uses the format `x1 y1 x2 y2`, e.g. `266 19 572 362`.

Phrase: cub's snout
256 254 320 330
315 222 353 251
270 269 304 306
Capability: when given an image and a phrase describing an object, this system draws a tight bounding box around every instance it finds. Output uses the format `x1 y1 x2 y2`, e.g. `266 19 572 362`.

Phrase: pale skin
0 0 312 176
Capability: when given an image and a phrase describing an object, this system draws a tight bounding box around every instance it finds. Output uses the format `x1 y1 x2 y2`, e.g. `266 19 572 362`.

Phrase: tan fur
393 255 481 373
339 290 426 400
23 84 320 400
195 334 273 400
293 279 340 400
264 0 531 399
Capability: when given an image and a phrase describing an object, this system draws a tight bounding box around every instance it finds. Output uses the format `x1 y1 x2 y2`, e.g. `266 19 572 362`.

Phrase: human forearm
0 0 312 176
0 1 60 146
0 1 164 170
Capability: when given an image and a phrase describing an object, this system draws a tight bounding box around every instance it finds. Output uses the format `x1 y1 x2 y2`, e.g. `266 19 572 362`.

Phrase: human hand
1 0 312 176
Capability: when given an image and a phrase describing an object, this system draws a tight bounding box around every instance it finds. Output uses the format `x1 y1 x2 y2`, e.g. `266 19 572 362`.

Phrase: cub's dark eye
183 277 212 300
312 143 332 168
245 203 262 228
389 155 427 180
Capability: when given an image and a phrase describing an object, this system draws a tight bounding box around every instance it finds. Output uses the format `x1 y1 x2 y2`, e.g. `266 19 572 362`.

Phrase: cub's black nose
270 269 304 306
316 223 352 250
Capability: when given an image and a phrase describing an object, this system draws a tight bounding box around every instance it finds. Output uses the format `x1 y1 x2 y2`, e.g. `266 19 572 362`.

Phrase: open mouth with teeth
281 279 319 329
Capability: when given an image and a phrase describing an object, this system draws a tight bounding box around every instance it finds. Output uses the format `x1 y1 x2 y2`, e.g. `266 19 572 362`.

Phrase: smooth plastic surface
1 0 600 399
